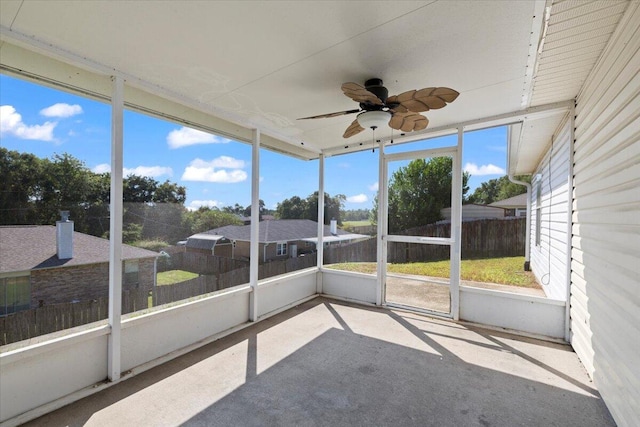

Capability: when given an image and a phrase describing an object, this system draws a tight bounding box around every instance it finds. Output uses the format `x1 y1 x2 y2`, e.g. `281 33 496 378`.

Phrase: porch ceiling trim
0 27 321 160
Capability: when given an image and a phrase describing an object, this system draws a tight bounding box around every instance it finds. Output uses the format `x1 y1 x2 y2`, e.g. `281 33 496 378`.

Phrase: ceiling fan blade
341 82 383 106
389 112 429 132
387 87 459 113
343 119 364 138
298 109 361 120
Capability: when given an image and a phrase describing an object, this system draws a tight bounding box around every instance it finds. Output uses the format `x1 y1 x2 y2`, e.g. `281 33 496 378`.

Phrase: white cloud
190 156 245 169
167 126 230 148
368 182 379 192
40 103 83 118
463 162 505 176
1 105 56 141
181 157 247 183
347 194 368 203
187 200 220 211
92 163 111 174
124 166 173 178
91 164 174 178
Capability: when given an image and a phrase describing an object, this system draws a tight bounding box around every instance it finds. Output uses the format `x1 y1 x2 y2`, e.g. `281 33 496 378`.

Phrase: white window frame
0 274 31 315
123 259 139 286
276 242 288 256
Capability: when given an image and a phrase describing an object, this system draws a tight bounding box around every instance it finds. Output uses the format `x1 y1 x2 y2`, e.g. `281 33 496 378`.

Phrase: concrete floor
386 274 545 314
25 297 614 427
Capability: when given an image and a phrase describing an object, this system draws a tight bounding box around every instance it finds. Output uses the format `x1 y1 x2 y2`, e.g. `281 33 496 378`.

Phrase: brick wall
30 258 155 307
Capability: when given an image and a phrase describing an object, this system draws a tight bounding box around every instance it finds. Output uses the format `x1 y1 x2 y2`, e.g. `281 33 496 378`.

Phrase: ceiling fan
298 78 459 138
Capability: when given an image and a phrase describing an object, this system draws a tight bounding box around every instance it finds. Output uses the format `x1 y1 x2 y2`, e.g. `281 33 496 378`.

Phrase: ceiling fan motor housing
363 78 388 106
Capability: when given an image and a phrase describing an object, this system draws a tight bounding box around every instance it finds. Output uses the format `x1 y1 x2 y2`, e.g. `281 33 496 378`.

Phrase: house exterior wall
530 117 572 301
226 240 315 263
571 5 640 426
185 247 212 256
212 243 232 258
233 241 251 260
30 258 155 307
441 204 505 221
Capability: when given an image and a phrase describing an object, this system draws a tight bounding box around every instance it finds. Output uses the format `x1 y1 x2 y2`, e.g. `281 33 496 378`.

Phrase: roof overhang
507 107 571 176
0 0 547 159
0 1 629 163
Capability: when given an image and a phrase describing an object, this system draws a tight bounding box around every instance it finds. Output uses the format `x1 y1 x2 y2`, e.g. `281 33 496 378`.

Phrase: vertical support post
153 257 158 307
249 129 260 321
108 75 124 382
376 141 386 306
450 127 464 321
316 153 325 294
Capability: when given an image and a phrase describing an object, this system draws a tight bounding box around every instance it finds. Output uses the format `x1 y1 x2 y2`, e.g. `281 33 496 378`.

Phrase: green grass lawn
343 220 373 228
326 256 538 288
157 270 199 286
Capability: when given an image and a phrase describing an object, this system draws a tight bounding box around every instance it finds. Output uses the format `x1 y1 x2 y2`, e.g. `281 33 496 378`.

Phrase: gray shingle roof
0 225 159 274
197 219 350 243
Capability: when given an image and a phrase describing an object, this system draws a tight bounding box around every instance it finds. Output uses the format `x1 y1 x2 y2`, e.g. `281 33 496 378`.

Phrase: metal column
249 129 260 321
108 75 124 381
376 141 386 306
316 153 325 294
450 127 464 321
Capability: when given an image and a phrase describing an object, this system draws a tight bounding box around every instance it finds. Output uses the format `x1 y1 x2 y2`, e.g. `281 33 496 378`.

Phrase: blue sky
0 74 507 211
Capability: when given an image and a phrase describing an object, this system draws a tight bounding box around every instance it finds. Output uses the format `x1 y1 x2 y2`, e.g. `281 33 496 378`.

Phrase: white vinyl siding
571 4 640 426
530 117 572 301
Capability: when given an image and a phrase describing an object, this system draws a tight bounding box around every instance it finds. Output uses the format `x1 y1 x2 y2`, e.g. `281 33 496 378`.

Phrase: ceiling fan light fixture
357 110 392 130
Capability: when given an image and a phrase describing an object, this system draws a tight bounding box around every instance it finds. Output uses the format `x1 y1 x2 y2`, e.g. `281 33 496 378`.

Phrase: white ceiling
0 0 628 166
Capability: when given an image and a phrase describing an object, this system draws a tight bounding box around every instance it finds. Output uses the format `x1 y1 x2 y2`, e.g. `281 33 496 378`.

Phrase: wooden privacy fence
324 237 378 264
0 288 149 346
154 275 218 306
158 252 248 275
1 254 318 346
324 217 526 264
259 256 317 279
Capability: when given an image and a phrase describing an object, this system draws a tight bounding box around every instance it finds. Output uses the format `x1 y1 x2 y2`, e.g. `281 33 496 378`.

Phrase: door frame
376 129 464 320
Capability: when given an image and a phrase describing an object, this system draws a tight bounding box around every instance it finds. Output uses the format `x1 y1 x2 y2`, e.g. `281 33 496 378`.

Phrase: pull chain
372 126 376 153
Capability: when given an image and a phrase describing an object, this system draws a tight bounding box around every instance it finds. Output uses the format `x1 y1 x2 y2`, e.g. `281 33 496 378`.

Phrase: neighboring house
185 219 368 262
0 221 158 315
440 204 506 221
237 215 275 225
489 193 527 217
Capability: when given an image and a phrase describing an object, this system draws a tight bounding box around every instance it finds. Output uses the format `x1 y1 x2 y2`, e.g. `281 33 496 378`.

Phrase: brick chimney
56 211 74 259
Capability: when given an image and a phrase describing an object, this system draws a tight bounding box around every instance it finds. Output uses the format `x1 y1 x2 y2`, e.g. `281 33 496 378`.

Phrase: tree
36 153 97 230
155 180 187 204
242 199 266 220
0 148 43 224
304 192 346 224
276 196 306 220
0 149 188 242
467 175 530 204
343 209 371 221
222 203 245 216
184 207 243 234
276 192 345 225
372 157 469 233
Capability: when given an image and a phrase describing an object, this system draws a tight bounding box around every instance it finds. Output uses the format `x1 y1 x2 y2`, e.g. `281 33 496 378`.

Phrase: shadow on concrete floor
25 298 614 427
